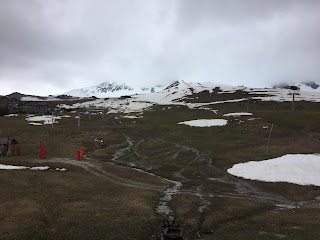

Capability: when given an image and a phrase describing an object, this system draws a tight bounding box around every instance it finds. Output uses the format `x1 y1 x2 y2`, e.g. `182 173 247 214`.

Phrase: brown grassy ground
0 100 320 239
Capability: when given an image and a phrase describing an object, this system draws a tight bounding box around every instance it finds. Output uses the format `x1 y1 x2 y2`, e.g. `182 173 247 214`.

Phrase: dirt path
41 157 166 191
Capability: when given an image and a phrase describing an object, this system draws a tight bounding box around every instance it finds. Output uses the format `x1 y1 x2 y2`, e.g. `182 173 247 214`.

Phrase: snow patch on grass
29 122 43 126
178 119 228 127
30 166 50 170
223 112 253 117
122 115 141 119
0 164 48 171
0 164 28 170
0 164 67 172
26 115 61 125
227 154 320 186
55 168 67 171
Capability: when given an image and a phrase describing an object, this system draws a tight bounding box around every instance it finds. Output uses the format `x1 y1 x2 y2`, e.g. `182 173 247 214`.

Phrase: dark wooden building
6 98 54 115
0 137 18 156
0 96 9 116
17 101 53 114
7 98 20 113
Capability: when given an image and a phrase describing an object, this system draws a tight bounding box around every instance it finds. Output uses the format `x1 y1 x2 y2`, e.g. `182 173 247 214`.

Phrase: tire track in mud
41 158 166 191
45 134 300 219
40 136 317 240
102 135 298 215
26 132 319 239
160 139 297 208
109 135 183 216
106 136 238 220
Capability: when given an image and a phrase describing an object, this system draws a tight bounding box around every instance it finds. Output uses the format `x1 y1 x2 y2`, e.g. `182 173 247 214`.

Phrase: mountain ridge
63 81 166 98
3 80 320 100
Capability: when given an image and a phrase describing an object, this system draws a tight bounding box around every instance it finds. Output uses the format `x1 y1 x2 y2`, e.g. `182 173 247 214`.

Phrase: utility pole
292 93 295 111
78 112 80 129
245 97 251 112
265 123 274 155
288 85 300 111
51 111 54 129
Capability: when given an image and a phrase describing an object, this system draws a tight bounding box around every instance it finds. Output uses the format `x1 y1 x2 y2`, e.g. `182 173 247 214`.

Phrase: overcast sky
1 0 320 96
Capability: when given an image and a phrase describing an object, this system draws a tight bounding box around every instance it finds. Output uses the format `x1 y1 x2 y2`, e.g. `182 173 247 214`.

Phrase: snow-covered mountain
63 80 320 99
63 81 165 98
58 80 320 114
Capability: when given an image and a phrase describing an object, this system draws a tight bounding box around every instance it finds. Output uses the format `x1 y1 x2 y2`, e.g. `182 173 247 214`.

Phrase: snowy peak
272 81 320 92
302 81 319 90
63 80 320 101
62 79 193 98
64 81 166 98
64 81 134 98
95 82 133 93
164 80 180 90
58 81 320 114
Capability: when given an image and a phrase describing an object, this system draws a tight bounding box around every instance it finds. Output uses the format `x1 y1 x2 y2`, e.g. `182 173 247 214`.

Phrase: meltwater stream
156 180 182 215
111 135 183 215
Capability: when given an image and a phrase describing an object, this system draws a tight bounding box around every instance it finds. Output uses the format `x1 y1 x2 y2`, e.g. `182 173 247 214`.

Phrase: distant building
7 98 20 113
86 105 108 112
0 137 18 156
0 96 9 116
15 101 53 114
4 97 54 115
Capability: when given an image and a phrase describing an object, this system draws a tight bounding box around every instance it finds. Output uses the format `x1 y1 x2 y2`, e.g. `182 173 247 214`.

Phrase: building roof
0 137 18 145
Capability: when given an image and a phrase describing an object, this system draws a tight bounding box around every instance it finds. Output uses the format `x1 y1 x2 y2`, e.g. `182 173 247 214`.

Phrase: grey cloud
176 0 317 28
0 0 320 95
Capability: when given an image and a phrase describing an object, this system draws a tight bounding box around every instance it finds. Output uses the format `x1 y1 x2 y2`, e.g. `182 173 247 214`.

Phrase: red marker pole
80 147 84 158
77 149 81 161
16 145 20 156
39 148 43 159
43 147 47 159
43 141 46 159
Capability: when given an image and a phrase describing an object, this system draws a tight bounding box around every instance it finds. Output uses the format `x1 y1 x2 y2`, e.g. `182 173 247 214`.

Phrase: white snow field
223 112 253 117
4 114 18 117
178 119 228 127
227 154 320 186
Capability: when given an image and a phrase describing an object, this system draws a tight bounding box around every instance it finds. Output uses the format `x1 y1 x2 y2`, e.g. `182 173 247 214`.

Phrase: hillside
58 81 320 113
1 81 320 239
